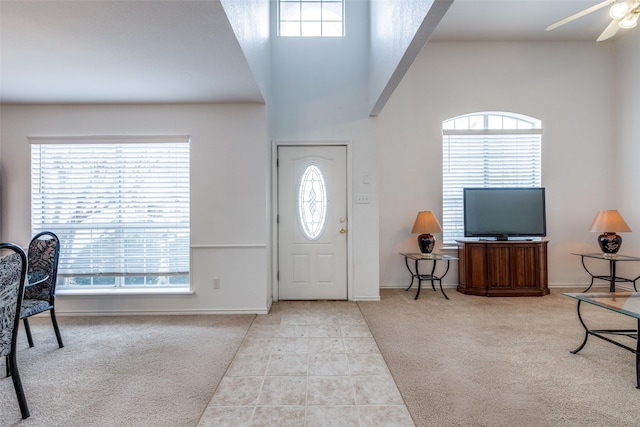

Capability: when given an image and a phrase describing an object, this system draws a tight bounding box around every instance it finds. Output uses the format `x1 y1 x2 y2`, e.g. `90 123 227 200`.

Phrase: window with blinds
30 136 190 289
442 112 542 245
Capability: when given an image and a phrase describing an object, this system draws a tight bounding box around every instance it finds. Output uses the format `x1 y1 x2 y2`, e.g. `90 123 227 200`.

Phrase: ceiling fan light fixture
610 1 631 19
548 0 639 41
618 12 640 28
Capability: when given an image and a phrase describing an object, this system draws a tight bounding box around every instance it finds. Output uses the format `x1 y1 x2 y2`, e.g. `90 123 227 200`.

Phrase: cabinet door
457 242 488 295
457 240 549 297
510 245 540 290
486 245 512 291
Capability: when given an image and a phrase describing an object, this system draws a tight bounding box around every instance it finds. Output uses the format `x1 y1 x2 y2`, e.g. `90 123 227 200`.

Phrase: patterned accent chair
20 231 64 348
1 242 30 419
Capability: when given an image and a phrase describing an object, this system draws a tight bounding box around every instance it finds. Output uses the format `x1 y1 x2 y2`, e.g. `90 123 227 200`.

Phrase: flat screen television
463 187 546 240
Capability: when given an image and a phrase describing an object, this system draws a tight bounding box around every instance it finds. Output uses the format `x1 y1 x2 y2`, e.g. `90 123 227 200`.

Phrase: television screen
463 188 546 240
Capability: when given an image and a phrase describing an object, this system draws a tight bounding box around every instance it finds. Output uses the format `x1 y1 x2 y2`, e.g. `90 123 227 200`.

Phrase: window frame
442 112 543 246
29 135 191 292
278 0 345 37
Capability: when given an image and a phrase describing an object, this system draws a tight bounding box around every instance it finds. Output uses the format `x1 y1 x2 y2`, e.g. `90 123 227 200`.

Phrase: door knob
339 228 346 234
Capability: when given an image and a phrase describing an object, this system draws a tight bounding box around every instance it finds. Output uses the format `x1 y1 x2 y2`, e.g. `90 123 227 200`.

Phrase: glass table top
400 253 458 261
571 253 640 262
563 292 640 319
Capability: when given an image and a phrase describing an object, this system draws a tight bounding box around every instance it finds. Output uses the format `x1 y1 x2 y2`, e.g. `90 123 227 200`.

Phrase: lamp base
598 232 622 256
417 233 436 256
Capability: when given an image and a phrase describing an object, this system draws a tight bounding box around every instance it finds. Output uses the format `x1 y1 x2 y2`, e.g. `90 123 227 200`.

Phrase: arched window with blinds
442 112 542 244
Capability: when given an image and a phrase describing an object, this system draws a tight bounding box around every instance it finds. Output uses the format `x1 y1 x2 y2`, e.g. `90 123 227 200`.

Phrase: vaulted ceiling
0 0 263 104
0 1 622 105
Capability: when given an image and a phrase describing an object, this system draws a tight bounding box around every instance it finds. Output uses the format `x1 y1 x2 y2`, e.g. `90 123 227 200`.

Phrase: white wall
0 103 271 314
378 41 619 289
616 30 640 280
220 0 271 103
368 0 451 115
269 0 380 300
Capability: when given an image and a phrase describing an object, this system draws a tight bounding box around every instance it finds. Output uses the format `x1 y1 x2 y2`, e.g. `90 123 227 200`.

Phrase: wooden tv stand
456 239 549 297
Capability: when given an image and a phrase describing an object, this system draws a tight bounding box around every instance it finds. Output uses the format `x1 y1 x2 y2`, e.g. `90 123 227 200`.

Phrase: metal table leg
438 260 451 300
580 256 595 292
636 318 640 389
571 301 640 388
571 300 589 354
610 259 616 292
414 259 424 300
403 256 415 292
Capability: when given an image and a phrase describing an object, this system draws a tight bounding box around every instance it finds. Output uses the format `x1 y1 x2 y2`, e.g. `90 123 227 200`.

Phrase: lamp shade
589 210 631 233
411 211 442 234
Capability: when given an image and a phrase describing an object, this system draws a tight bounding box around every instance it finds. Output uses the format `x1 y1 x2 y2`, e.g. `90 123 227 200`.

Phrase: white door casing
277 145 348 300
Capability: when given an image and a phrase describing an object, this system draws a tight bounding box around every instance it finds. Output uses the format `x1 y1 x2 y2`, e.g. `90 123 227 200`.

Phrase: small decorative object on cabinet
456 239 549 297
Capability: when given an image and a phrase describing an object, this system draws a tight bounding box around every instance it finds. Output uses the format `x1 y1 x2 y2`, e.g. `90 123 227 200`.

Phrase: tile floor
197 300 415 427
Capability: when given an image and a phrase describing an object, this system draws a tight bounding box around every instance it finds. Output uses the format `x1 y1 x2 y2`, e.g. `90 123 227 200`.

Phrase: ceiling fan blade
596 18 621 41
546 0 616 31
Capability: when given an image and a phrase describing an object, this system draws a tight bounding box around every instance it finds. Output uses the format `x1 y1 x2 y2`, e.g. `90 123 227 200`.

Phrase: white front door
278 145 348 300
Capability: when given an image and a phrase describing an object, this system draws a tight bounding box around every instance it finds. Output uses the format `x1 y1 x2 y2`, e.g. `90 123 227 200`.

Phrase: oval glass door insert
297 164 328 240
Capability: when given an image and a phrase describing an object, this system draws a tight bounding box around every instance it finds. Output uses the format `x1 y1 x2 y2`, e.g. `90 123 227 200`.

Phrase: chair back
24 231 60 303
0 243 28 358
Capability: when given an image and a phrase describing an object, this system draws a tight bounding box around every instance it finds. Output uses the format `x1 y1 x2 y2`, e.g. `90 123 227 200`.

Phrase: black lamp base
417 233 436 256
598 232 622 256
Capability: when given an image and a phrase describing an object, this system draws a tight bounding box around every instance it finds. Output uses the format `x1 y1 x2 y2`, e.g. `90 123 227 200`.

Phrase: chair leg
50 308 64 348
7 353 30 419
5 356 10 377
23 318 34 348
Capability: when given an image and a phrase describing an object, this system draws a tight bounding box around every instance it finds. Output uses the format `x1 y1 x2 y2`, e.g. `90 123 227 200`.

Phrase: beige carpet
3 289 640 426
358 288 640 427
0 314 254 426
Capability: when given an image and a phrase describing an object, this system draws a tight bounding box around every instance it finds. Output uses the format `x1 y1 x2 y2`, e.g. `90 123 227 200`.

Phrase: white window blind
30 136 190 288
442 113 542 245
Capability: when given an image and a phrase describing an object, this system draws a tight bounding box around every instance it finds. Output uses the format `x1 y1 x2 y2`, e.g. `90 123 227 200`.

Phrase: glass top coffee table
563 292 640 388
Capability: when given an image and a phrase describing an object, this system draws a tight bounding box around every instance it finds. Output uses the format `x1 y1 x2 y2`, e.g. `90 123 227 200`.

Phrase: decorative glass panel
297 164 328 240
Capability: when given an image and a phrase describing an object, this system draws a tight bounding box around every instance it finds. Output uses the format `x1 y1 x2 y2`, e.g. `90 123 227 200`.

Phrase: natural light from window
279 0 344 37
30 136 190 291
442 112 542 245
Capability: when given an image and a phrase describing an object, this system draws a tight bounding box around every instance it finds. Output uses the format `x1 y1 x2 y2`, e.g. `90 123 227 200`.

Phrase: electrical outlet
356 194 370 204
212 278 220 289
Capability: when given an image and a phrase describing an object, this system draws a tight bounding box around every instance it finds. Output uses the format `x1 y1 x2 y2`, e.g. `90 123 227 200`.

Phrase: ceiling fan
547 0 640 41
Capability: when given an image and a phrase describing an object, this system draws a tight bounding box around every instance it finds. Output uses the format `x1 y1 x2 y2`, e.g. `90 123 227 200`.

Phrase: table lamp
411 211 442 257
589 210 631 257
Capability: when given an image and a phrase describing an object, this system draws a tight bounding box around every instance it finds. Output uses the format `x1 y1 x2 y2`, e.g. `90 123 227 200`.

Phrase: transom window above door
278 0 344 37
